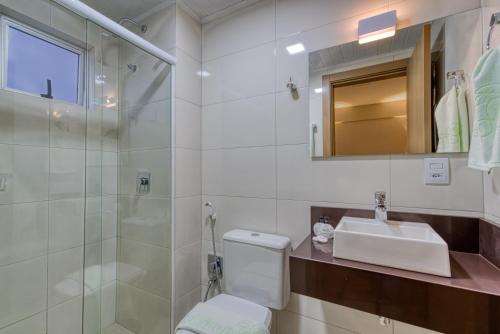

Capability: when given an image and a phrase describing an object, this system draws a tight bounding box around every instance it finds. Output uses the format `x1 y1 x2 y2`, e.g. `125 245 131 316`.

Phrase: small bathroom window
1 17 84 105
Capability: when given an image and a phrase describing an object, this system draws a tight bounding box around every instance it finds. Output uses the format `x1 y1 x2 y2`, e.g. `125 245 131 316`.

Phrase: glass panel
83 20 172 334
7 25 81 104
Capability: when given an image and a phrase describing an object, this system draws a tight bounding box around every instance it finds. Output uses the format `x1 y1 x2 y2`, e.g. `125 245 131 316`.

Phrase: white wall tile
175 148 201 197
277 200 310 249
0 202 48 266
200 240 222 285
175 195 202 248
483 169 500 222
202 0 275 61
202 146 277 198
102 196 118 240
390 155 484 212
49 198 84 252
119 196 171 248
0 312 46 334
174 242 201 298
116 282 170 334
49 148 85 200
202 94 276 149
394 321 442 334
176 49 202 105
201 195 277 243
285 293 392 334
0 91 50 147
203 42 276 105
48 247 83 307
103 151 118 196
174 286 201 326
176 98 201 150
0 145 49 204
177 5 202 61
47 296 82 334
141 4 177 54
277 310 356 334
102 238 117 284
276 88 308 145
118 239 171 299
119 148 171 198
50 3 86 42
50 101 86 150
277 144 390 204
0 256 47 328
0 0 51 25
100 282 117 330
120 100 171 150
276 36 308 93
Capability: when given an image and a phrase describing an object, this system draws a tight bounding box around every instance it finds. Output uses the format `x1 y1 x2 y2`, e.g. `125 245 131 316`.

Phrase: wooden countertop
290 236 500 334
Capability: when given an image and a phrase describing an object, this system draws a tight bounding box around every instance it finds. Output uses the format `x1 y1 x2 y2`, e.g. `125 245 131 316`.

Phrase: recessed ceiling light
358 10 397 45
286 43 305 55
314 88 323 94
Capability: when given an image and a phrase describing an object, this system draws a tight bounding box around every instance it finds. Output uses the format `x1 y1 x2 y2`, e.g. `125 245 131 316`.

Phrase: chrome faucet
374 191 388 223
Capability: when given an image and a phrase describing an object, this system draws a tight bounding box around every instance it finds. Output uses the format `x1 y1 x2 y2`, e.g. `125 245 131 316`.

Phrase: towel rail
486 12 500 50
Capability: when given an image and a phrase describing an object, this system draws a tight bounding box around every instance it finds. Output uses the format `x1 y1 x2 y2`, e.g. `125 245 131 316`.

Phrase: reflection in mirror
309 9 481 157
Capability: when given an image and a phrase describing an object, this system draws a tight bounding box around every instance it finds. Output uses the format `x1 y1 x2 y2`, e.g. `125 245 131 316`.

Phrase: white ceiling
81 0 258 22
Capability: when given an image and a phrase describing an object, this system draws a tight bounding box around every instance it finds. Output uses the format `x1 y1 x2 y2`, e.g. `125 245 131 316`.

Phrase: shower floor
102 323 136 334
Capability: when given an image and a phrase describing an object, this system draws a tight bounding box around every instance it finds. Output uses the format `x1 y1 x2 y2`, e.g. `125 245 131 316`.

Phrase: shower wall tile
116 283 171 334
0 90 50 147
174 241 201 299
102 151 118 196
48 246 83 307
48 198 84 252
47 295 83 334
119 196 171 248
50 101 86 149
118 239 171 299
119 100 172 150
102 238 117 284
0 0 51 26
276 88 309 145
119 148 171 198
0 144 49 205
102 196 118 240
49 148 85 200
102 108 119 152
0 202 48 266
101 282 117 330
176 5 202 62
0 256 47 328
0 312 46 334
50 3 86 42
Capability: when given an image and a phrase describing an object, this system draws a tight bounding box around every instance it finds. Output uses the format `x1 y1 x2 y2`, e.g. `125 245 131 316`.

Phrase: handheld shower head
204 202 216 220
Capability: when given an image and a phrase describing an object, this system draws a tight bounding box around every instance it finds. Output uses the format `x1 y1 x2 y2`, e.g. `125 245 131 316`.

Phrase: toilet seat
176 293 272 333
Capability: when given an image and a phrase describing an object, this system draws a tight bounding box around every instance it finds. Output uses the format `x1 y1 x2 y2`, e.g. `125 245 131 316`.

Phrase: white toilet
177 229 292 333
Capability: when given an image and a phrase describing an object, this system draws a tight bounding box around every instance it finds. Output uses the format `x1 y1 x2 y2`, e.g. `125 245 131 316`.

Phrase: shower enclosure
0 1 173 333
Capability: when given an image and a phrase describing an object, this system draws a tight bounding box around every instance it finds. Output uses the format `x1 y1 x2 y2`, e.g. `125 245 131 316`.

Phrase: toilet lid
176 294 272 334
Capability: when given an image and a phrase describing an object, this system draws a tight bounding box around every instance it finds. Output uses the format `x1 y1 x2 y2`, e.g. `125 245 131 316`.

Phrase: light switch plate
424 158 450 185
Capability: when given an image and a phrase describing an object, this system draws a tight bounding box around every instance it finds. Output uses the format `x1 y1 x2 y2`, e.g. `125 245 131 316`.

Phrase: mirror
309 8 481 158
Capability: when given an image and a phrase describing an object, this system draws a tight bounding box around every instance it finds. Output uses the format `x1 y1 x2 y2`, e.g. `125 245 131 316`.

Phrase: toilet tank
223 230 291 310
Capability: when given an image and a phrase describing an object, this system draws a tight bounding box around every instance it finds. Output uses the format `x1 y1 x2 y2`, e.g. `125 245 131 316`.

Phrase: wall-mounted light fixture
358 10 397 45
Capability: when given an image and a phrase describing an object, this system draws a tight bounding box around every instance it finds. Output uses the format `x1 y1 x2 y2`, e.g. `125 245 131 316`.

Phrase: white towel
469 48 500 171
435 85 469 153
175 302 269 334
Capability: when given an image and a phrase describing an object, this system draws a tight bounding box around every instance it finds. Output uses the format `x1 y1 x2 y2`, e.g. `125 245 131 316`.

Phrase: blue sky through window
7 26 81 104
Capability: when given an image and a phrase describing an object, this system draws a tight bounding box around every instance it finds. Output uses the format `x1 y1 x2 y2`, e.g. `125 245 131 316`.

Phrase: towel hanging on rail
468 47 500 172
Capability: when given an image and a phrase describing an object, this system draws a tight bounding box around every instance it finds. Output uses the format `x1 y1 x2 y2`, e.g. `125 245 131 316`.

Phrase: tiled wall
134 2 203 326
200 0 485 333
0 1 90 333
482 0 500 226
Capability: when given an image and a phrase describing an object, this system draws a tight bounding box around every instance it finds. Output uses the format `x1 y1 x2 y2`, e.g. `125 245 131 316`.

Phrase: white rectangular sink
333 216 451 277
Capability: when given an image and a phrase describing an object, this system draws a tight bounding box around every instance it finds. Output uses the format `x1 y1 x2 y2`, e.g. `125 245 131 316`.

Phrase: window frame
0 16 85 105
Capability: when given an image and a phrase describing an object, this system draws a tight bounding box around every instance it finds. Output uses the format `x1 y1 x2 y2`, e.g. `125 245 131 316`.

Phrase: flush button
251 233 260 237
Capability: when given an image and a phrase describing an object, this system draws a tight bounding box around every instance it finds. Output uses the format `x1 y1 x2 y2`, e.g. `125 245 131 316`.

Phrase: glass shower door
83 20 173 334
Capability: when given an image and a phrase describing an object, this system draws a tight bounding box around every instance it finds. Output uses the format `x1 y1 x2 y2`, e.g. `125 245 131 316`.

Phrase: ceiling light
358 10 397 45
286 43 305 55
314 88 323 94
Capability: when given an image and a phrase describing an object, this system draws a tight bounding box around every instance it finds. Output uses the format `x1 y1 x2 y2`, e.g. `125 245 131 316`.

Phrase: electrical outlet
424 158 450 185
